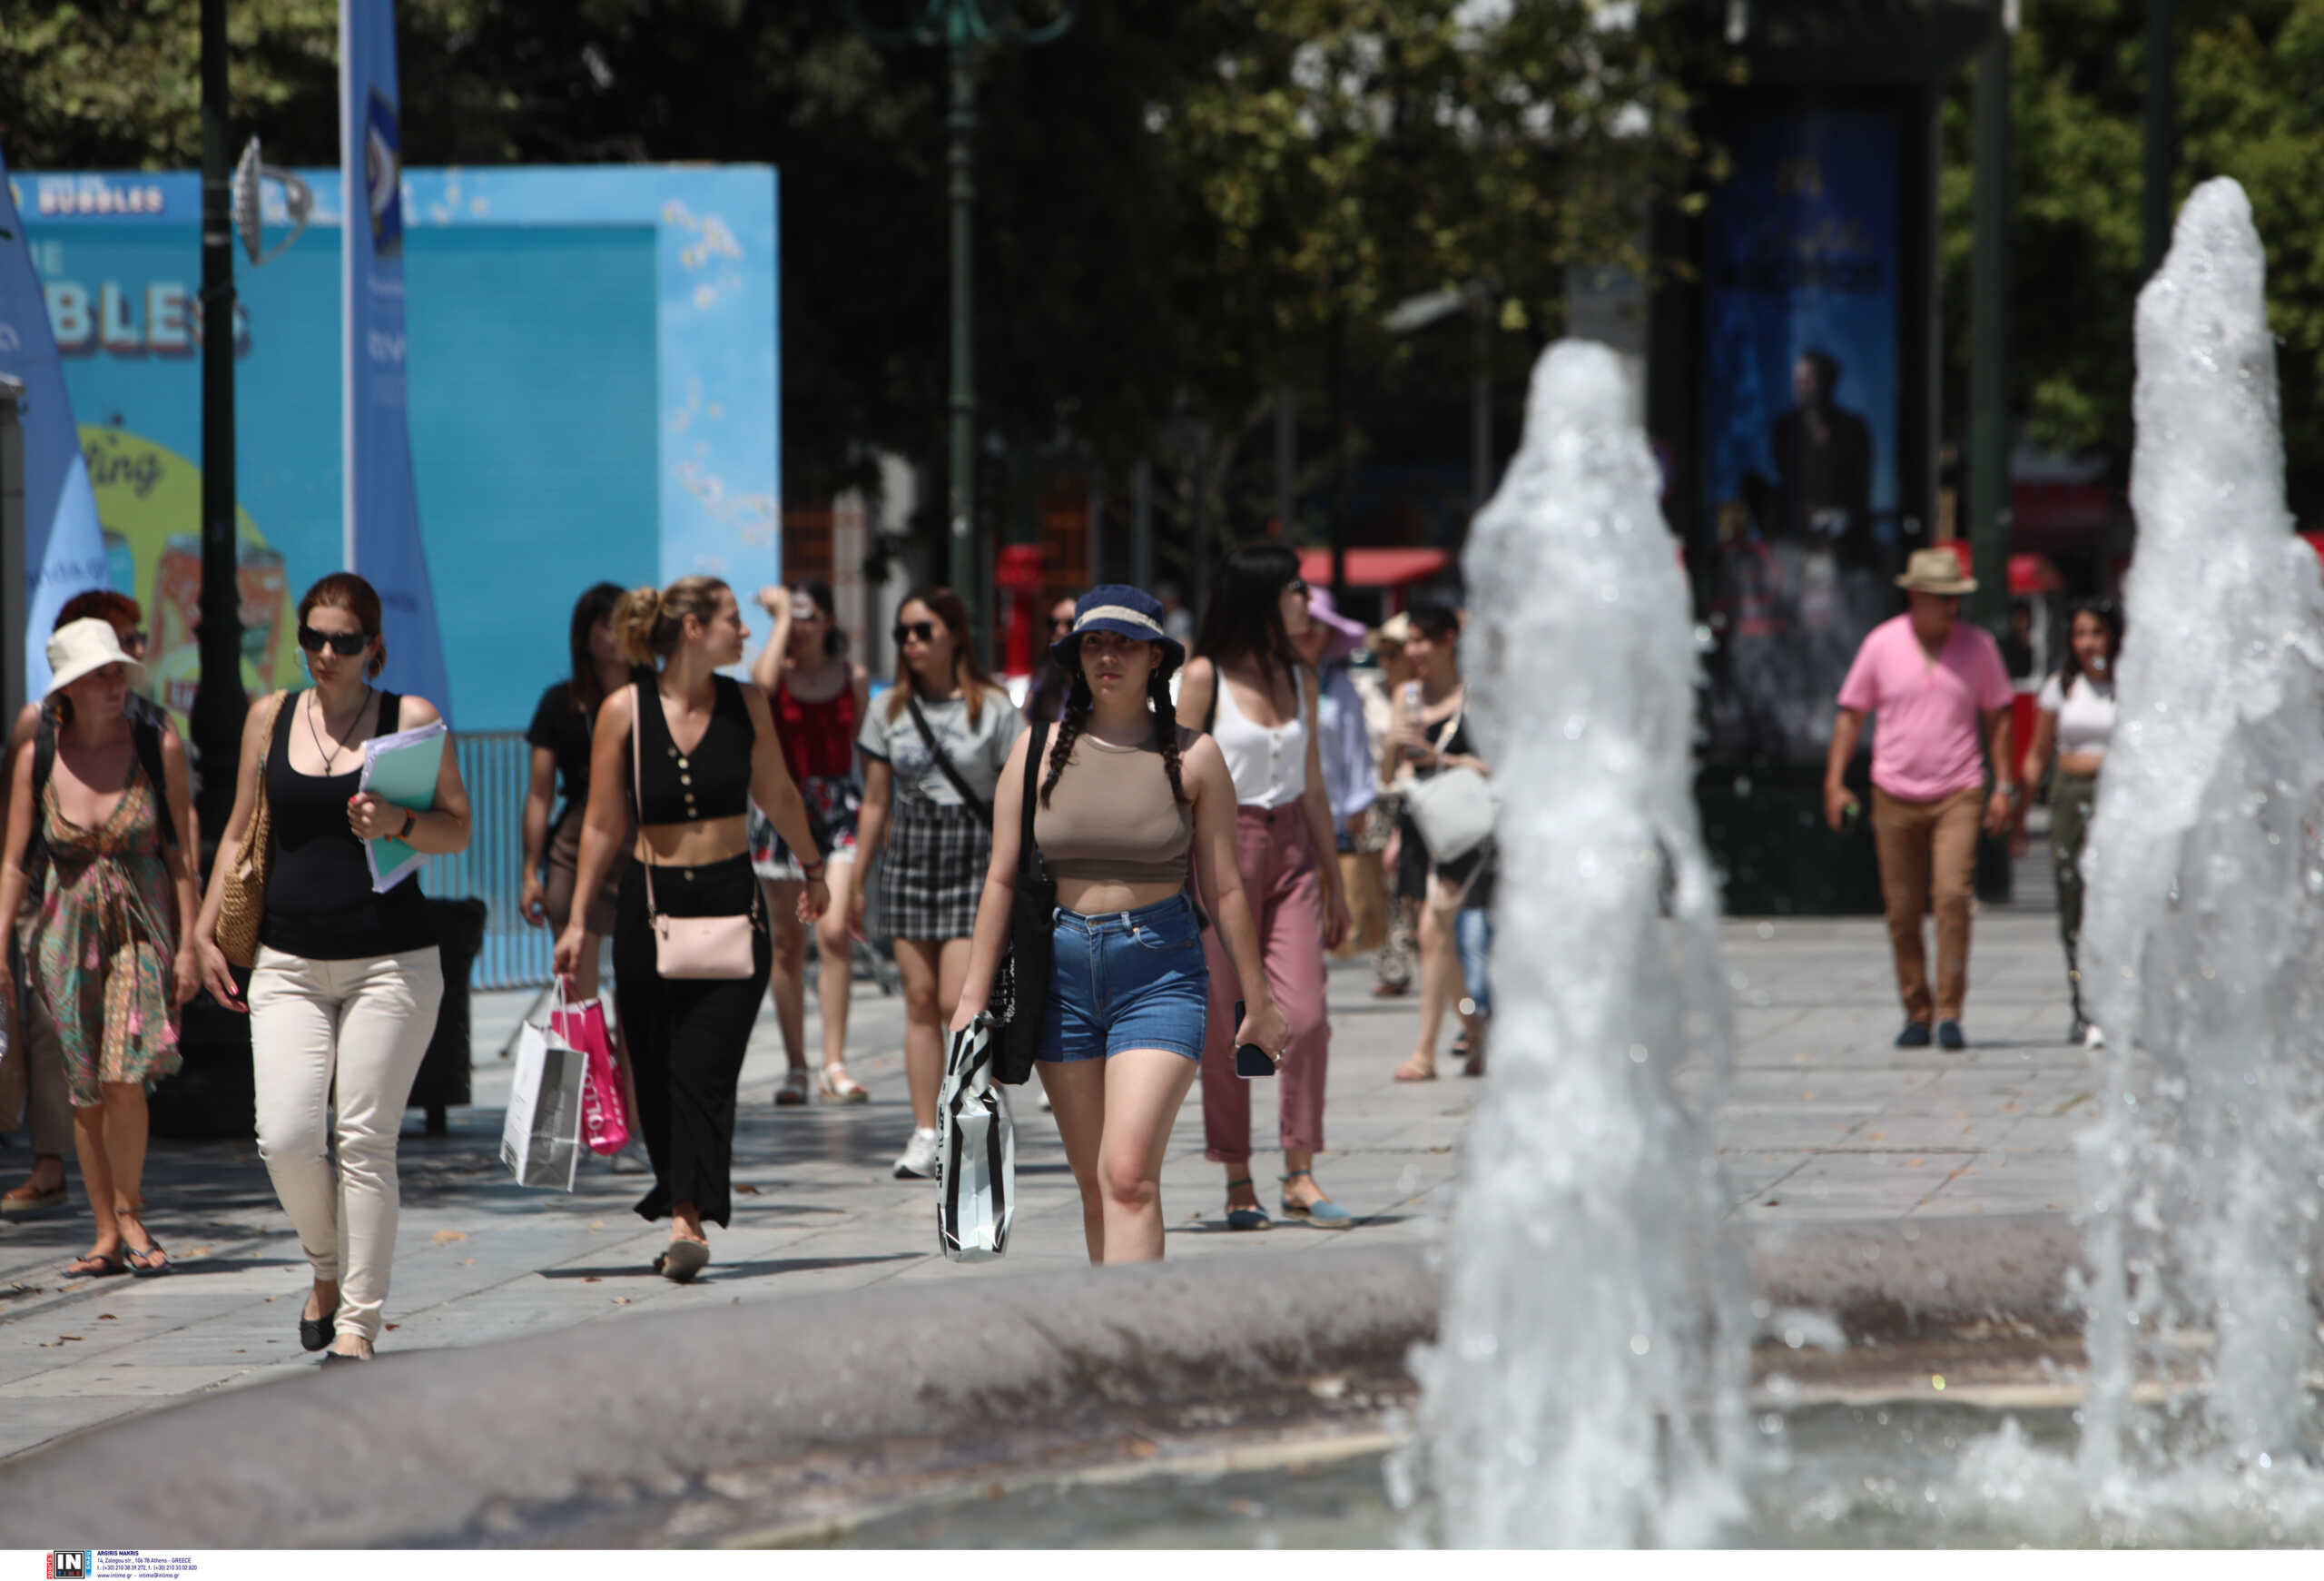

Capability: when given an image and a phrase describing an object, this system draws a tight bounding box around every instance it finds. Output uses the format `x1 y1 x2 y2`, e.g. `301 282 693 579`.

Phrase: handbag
632 682 761 979
550 978 629 1156
217 691 290 970
935 1013 1017 1261
904 692 992 820
1403 702 1498 865
986 725 1056 1086
502 1014 587 1191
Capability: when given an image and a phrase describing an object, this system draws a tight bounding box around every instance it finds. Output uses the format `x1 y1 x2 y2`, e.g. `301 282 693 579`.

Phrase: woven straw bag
216 691 289 969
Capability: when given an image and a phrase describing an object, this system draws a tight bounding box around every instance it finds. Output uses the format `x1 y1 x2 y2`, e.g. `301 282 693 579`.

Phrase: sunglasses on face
298 625 370 657
1285 578 1310 597
892 620 940 645
1051 617 1075 632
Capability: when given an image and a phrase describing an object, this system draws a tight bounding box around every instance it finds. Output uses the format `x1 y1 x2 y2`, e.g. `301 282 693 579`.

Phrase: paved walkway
0 875 2090 1461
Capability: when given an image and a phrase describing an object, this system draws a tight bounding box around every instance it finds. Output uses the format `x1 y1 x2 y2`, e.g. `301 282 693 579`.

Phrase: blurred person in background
850 587 1024 1180
0 619 199 1278
1023 594 1082 729
749 582 871 1107
520 582 646 1173
1293 588 1379 952
2017 598 2121 1049
1357 613 1418 1000
1388 602 1492 1082
2 592 159 1222
1179 545 1353 1230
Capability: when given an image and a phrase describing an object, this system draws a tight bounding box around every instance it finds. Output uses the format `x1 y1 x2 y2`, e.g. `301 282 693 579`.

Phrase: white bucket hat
45 618 145 697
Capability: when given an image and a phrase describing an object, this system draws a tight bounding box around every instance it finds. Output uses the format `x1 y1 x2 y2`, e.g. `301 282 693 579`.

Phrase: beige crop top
1035 728 1196 884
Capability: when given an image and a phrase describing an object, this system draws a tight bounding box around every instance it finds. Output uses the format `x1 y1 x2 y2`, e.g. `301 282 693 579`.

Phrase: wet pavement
0 874 2087 1461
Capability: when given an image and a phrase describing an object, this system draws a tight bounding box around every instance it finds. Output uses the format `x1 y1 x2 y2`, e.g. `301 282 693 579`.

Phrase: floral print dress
28 760 181 1106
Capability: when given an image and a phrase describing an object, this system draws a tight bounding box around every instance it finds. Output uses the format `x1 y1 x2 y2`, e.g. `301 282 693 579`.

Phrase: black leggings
612 855 771 1228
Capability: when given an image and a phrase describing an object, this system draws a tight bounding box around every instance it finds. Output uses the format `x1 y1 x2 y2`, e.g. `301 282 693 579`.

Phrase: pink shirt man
1837 614 2013 802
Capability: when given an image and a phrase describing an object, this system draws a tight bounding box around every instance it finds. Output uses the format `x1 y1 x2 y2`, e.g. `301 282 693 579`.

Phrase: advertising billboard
1696 109 1903 764
15 163 777 730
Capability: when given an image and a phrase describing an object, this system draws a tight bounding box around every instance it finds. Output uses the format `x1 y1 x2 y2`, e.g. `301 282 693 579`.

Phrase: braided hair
1038 648 1187 808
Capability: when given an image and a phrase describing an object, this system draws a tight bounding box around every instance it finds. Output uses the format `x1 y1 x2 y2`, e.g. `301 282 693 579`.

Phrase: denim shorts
1039 894 1210 1062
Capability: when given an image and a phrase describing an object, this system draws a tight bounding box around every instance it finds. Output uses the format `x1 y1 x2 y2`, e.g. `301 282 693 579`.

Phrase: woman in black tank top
192 574 473 1364
554 576 826 1282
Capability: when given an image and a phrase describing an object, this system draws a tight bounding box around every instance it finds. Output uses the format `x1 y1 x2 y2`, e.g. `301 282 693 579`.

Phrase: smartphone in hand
1233 1000 1275 1079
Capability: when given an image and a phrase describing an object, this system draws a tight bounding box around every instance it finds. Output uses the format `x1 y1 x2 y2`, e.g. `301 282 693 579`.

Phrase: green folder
359 721 448 891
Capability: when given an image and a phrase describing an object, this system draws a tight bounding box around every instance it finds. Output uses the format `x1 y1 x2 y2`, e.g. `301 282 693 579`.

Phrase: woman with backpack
848 587 1023 1180
950 585 1287 1263
0 619 202 1279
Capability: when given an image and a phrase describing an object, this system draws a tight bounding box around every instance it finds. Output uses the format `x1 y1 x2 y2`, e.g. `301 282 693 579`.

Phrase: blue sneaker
1896 1021 1933 1048
1937 1021 1967 1051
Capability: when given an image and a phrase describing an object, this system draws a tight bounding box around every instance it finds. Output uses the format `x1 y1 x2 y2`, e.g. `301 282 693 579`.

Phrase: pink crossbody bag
632 682 762 979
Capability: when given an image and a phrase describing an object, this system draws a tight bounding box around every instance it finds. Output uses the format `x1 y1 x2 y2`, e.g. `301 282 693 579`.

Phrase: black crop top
262 690 436 961
629 673 756 825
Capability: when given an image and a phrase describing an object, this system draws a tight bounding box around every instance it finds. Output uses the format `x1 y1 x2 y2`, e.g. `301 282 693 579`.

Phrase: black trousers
612 855 771 1228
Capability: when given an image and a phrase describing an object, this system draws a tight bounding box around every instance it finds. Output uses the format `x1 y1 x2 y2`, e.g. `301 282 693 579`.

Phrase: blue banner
0 146 109 697
1697 107 1904 764
341 0 452 718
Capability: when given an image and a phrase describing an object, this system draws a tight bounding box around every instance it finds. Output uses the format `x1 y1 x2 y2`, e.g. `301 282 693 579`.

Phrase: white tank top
1211 664 1307 810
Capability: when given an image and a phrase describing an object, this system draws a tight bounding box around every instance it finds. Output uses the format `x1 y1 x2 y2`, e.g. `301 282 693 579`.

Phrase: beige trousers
249 944 444 1343
1870 786 1984 1025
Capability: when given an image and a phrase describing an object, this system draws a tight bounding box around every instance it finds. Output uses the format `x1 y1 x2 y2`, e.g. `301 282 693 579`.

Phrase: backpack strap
131 716 176 847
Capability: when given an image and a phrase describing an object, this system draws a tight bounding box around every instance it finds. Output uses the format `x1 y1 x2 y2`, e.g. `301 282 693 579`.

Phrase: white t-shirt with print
857 687 1026 808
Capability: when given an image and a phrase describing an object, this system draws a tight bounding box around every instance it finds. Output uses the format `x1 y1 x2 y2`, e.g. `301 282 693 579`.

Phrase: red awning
1297 548 1450 588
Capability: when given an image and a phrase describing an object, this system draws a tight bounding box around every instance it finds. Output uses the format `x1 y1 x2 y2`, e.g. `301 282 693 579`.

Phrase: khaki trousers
1871 786 1984 1025
249 944 444 1344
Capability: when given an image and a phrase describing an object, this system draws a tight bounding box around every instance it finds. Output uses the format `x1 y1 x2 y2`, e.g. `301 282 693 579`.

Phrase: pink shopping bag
550 980 629 1156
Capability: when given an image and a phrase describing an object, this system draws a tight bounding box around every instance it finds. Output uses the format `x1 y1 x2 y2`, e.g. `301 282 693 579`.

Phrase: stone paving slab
0 890 2088 1460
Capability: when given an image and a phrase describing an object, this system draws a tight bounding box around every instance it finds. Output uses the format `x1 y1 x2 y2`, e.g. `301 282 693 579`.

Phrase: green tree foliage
1940 0 2324 497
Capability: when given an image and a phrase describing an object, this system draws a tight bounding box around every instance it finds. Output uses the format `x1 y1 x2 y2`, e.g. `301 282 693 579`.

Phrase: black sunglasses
891 620 940 645
1050 616 1075 632
297 625 370 657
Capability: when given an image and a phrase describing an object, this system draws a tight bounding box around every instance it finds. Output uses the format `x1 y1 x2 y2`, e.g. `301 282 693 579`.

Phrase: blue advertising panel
1697 109 1902 763
14 163 777 730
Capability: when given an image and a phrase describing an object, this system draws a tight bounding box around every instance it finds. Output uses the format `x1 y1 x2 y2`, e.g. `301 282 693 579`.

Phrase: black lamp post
852 1 1073 645
191 0 243 843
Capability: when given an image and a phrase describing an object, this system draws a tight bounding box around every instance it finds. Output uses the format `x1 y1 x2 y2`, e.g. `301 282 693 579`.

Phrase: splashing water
2077 177 2324 1482
1405 341 1754 1546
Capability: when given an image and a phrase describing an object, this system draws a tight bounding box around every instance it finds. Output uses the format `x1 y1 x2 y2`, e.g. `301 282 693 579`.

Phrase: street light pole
192 0 246 843
852 1 1073 655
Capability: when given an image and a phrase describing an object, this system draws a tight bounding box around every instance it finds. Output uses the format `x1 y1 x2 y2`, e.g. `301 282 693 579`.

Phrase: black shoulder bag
904 693 993 821
986 725 1056 1085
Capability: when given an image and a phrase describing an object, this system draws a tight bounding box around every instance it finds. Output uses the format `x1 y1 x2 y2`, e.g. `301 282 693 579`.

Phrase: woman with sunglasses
952 585 1286 1263
1 591 161 1228
520 582 647 1173
849 588 1023 1180
1178 545 1354 1230
192 574 472 1361
0 618 200 1281
1022 594 1082 728
555 577 826 1280
747 581 872 1107
2017 598 2122 1049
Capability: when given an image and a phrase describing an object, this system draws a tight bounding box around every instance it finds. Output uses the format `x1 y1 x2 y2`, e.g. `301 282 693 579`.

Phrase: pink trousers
1199 804 1330 1164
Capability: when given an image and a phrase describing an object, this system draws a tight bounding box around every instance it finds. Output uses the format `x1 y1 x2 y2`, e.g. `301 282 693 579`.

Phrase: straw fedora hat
1894 548 1978 597
44 618 145 697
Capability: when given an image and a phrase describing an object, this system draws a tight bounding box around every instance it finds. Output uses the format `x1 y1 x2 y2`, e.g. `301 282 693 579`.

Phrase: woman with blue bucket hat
951 585 1287 1263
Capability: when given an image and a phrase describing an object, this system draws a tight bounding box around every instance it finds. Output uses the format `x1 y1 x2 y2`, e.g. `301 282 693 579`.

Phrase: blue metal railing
435 731 552 991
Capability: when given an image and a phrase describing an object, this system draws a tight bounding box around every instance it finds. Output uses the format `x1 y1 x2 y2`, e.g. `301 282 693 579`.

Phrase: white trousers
249 944 443 1343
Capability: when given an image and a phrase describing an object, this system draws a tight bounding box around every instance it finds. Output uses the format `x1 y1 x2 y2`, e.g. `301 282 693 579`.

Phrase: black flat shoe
300 1298 340 1353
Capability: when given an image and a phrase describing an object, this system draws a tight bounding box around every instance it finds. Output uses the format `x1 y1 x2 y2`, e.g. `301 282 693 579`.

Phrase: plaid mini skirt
878 797 991 941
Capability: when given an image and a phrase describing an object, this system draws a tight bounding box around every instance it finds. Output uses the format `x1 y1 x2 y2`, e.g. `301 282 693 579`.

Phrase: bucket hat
1304 587 1368 664
1895 548 1978 597
45 618 145 698
1051 584 1186 674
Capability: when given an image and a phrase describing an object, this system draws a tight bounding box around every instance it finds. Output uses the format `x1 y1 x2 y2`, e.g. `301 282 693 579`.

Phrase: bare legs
765 878 812 1085
67 1082 156 1271
765 863 861 1095
892 937 970 1131
1403 880 1470 1076
1039 1049 1202 1264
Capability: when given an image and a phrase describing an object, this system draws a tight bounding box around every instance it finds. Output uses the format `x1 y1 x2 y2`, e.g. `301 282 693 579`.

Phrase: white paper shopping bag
502 1017 586 1191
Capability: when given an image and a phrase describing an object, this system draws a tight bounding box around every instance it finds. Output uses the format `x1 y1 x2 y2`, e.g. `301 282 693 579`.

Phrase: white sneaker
609 1139 651 1175
2084 1023 2107 1051
893 1128 941 1180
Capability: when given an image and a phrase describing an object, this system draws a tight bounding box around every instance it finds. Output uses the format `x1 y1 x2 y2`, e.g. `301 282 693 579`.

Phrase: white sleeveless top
1211 664 1308 810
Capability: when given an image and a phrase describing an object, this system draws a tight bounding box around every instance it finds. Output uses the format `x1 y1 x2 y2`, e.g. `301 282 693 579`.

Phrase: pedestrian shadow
1172 1213 1417 1236
696 1251 922 1281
